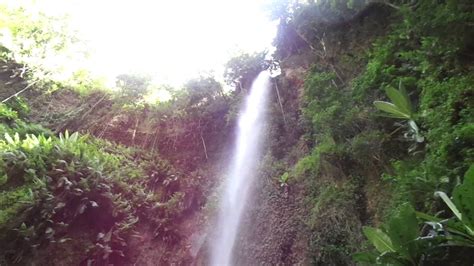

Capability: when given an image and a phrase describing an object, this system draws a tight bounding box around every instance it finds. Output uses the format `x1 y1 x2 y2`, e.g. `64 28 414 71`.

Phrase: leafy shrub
373 82 424 145
430 165 474 246
6 97 30 118
307 180 362 265
287 1 474 264
356 166 474 265
0 104 18 122
293 134 340 179
0 123 202 264
355 203 422 265
349 130 385 167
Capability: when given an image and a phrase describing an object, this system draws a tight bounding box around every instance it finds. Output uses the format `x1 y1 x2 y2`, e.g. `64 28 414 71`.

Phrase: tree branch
2 81 37 103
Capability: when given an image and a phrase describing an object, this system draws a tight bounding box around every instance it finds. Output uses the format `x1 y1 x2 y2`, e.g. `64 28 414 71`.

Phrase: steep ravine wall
227 5 395 265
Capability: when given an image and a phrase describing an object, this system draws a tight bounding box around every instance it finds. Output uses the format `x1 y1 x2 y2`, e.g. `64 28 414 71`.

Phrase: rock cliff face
219 5 396 265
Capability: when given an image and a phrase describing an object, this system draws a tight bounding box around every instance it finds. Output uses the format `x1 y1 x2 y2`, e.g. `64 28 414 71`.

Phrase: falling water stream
210 71 271 266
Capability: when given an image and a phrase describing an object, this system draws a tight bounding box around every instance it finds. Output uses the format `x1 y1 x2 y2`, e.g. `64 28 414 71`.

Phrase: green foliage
374 83 413 120
358 167 474 265
356 203 422 265
269 0 372 59
0 185 33 225
115 73 151 100
302 70 364 147
350 0 474 211
224 51 268 91
6 97 30 117
293 134 340 179
306 180 362 264
452 166 474 232
0 103 18 122
129 74 232 167
281 0 474 264
356 3 473 262
0 0 470 264
361 227 395 254
349 130 385 164
0 4 109 96
0 100 50 140
427 165 474 242
374 82 424 144
184 76 224 107
0 113 202 263
0 4 87 85
279 172 289 186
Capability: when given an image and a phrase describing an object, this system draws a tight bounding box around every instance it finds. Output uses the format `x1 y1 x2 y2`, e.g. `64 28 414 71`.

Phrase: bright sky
6 0 277 86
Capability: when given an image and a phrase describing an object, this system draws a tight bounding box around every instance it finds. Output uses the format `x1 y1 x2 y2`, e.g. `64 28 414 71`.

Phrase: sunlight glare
9 0 277 87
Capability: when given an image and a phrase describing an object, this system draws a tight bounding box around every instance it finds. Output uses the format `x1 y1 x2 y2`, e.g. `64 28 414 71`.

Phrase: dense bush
276 0 474 264
0 111 203 264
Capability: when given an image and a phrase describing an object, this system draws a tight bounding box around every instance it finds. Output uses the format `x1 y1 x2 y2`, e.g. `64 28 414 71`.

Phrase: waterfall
210 71 271 266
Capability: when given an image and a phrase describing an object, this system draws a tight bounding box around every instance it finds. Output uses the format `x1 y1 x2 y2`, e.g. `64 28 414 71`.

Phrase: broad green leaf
398 81 412 113
464 165 474 186
377 251 409 265
374 101 411 119
444 233 474 247
0 174 7 186
416 211 442 223
435 191 463 223
363 226 395 253
444 220 474 240
352 252 377 264
70 132 79 142
4 132 14 144
453 165 474 235
435 191 474 236
385 86 412 117
453 187 474 232
280 172 289 183
387 203 420 260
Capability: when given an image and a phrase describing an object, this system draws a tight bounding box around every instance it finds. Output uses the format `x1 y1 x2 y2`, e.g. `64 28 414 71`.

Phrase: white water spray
211 71 271 266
